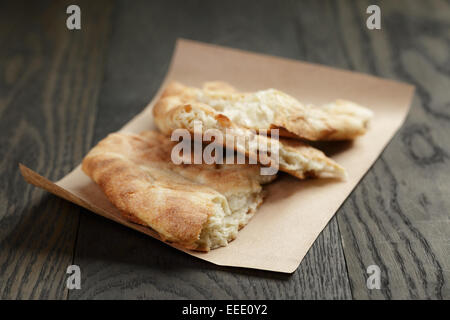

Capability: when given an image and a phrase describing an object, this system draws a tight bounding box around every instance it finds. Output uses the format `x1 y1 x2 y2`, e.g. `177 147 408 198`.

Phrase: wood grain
0 0 112 299
332 0 450 299
70 213 350 299
69 0 352 299
2 0 449 300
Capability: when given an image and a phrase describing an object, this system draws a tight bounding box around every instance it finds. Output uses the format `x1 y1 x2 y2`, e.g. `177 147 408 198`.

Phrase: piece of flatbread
157 81 373 141
153 86 347 180
82 130 276 251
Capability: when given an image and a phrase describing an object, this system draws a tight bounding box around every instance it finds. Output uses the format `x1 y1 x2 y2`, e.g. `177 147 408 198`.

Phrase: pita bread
157 82 373 141
82 131 275 251
153 90 347 180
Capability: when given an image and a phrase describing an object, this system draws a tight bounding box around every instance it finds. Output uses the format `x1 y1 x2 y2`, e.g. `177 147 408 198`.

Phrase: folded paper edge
18 163 297 273
19 163 134 227
16 40 416 274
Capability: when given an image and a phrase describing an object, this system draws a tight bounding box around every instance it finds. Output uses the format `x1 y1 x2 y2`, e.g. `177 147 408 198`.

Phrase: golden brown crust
277 103 371 141
82 131 274 250
82 137 214 249
277 138 344 179
156 81 372 141
153 97 346 180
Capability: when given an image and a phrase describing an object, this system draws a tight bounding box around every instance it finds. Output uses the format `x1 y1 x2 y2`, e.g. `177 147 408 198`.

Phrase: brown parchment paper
20 39 414 273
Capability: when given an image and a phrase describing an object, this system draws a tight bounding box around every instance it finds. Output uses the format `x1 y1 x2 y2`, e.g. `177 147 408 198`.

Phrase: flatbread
82 130 275 251
157 81 373 141
153 84 347 180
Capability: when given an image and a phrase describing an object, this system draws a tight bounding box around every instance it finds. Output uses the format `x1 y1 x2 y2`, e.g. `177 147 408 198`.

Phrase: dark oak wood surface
0 0 113 299
1 0 448 299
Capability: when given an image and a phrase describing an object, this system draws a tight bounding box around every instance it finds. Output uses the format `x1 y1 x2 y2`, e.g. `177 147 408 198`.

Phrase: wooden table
1 0 449 300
